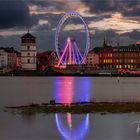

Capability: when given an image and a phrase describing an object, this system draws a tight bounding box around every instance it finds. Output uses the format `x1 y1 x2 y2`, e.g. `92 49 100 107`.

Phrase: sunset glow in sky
0 0 140 51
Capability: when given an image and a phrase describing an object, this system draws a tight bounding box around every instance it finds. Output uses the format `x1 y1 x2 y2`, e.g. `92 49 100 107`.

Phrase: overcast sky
0 0 140 52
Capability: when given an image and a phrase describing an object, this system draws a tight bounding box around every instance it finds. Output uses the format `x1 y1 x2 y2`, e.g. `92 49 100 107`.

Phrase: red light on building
136 42 140 45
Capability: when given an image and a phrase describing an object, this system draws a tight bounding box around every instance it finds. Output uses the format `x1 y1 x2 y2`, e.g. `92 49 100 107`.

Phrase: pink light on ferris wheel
57 37 83 66
55 12 90 66
67 37 71 42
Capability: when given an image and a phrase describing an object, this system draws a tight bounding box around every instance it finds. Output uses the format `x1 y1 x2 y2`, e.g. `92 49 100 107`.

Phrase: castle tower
21 32 37 70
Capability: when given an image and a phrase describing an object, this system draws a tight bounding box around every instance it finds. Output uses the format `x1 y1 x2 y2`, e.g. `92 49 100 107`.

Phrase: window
131 59 133 63
28 52 30 56
27 46 30 50
27 59 30 63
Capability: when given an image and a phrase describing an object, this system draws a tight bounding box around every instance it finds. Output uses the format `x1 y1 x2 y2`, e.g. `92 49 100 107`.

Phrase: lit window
131 65 133 69
130 59 133 63
128 65 130 69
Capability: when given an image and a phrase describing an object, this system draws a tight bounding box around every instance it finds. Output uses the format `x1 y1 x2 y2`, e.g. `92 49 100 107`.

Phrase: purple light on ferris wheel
57 37 84 66
55 11 90 66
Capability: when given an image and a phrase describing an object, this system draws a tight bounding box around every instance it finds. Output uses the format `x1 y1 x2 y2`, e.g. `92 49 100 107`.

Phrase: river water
0 77 140 139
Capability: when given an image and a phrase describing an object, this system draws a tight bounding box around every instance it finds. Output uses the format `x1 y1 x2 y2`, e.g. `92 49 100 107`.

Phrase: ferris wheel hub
67 37 71 43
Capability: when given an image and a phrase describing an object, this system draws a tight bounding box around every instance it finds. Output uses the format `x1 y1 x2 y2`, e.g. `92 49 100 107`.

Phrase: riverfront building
21 32 37 70
92 43 140 70
0 47 20 72
37 51 58 70
85 50 99 66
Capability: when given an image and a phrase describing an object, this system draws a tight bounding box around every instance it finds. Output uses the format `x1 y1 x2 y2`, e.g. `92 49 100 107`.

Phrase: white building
0 47 20 71
21 33 37 70
0 49 7 68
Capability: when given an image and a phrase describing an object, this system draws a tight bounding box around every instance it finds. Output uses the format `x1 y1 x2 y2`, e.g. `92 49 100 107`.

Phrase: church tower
21 32 37 70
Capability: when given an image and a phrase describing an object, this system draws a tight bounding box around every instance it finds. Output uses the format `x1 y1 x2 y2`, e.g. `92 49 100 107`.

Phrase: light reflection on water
54 77 91 103
0 77 140 139
55 114 89 140
54 77 90 140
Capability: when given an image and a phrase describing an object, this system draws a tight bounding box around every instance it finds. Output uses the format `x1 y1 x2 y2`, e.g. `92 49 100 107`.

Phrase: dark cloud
0 0 140 51
82 0 140 18
37 13 63 30
82 0 117 14
0 0 38 29
85 14 111 24
36 12 111 33
29 1 68 12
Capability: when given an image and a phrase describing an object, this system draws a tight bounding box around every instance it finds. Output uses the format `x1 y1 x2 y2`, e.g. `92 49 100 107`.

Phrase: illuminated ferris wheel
55 11 90 66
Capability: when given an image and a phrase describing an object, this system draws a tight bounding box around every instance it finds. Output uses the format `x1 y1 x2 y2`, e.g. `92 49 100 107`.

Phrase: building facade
0 49 7 69
85 50 99 66
37 51 58 70
21 33 37 70
0 47 20 71
93 44 140 69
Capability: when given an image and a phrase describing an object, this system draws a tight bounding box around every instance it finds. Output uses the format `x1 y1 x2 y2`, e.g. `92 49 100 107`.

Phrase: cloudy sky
0 0 140 52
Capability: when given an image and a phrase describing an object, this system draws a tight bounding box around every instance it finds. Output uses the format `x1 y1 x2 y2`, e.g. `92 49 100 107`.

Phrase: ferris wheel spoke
73 42 82 64
74 44 80 64
55 12 90 66
64 49 68 65
74 42 83 59
57 43 69 66
71 43 76 64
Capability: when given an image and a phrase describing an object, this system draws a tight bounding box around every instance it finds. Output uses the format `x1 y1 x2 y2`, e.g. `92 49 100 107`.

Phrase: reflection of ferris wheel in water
55 11 90 66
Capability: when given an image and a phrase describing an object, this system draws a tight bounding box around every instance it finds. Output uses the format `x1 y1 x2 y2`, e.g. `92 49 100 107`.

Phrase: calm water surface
0 77 140 139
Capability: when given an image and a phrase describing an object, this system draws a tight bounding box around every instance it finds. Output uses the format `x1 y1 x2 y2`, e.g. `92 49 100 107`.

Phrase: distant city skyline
0 0 140 52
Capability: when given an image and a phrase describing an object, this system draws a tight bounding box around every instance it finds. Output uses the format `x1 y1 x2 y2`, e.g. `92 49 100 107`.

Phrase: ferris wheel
55 11 90 66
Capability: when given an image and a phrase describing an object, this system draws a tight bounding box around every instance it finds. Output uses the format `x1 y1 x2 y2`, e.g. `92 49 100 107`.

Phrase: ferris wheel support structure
55 11 90 66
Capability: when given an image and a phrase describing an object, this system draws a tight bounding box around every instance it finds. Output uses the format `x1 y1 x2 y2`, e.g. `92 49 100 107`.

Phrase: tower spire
27 28 30 33
103 35 107 47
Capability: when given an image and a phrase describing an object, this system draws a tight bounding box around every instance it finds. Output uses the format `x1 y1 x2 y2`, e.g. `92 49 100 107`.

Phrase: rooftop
0 47 20 54
91 44 140 53
38 51 56 57
21 33 35 39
